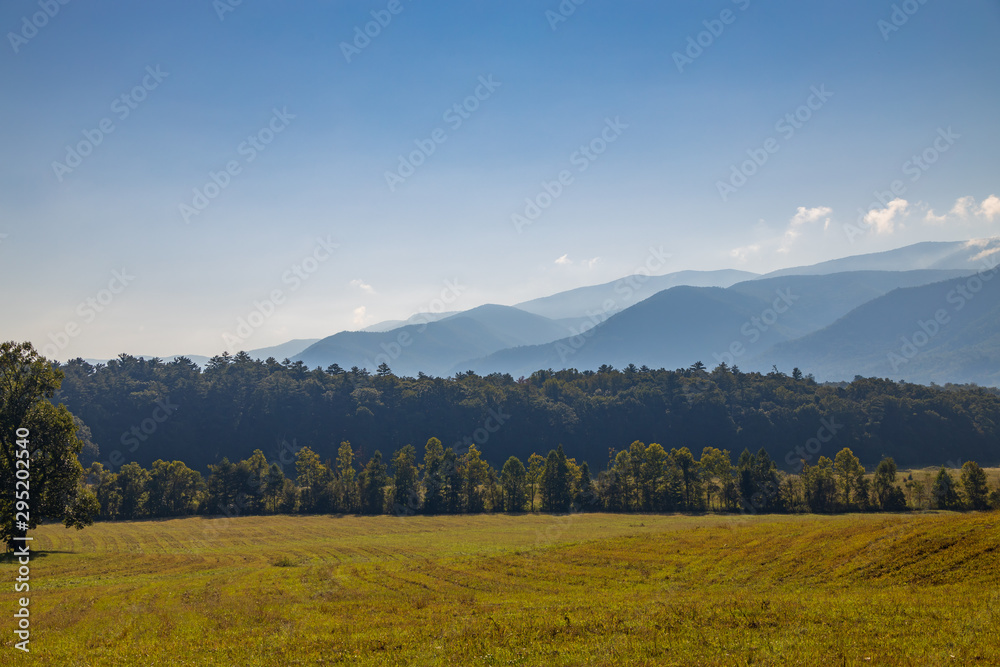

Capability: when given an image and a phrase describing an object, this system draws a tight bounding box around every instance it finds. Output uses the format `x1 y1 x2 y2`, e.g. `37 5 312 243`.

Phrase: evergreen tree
931 467 961 510
336 441 359 513
422 437 446 514
541 445 571 512
574 461 595 510
500 456 527 512
295 447 333 514
960 461 989 510
833 447 865 511
359 450 388 514
463 444 488 513
526 453 545 512
391 445 419 515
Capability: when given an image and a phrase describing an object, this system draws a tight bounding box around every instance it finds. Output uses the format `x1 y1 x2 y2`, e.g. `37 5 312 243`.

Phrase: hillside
461 270 972 377
293 305 572 376
754 272 1000 384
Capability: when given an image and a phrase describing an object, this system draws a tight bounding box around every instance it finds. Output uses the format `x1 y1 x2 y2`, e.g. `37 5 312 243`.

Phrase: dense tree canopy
53 354 1000 477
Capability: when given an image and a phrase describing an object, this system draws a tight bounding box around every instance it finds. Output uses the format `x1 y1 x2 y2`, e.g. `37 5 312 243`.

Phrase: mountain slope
456 270 976 376
751 271 1000 384
762 238 1000 278
514 269 758 320
459 286 788 376
293 304 572 376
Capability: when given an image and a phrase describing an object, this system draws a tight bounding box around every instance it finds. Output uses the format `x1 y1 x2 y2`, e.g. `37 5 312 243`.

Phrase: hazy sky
2 0 999 359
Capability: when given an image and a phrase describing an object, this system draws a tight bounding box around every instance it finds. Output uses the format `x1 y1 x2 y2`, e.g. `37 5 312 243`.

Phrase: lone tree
1 342 96 549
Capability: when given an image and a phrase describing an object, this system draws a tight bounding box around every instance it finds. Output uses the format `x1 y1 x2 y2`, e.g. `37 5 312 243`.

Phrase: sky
1 0 998 360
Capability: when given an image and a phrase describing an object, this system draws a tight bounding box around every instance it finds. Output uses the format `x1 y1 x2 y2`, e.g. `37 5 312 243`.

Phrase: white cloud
951 195 977 218
924 194 1000 225
980 195 1000 221
553 254 600 269
349 279 376 295
729 244 760 262
780 205 832 251
352 306 372 326
790 206 832 228
924 208 947 224
970 246 1000 263
864 198 908 235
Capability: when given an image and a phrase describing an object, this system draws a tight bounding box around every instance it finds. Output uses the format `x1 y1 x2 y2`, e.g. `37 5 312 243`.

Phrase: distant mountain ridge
73 239 1000 386
454 269 979 377
514 269 758 320
762 238 1000 278
293 304 575 376
751 271 1000 385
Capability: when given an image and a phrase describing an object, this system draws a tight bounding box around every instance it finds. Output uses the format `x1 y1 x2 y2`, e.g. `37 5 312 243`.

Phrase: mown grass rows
3 512 998 665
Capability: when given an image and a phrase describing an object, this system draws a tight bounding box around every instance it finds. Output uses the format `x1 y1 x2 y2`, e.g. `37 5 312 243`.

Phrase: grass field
3 511 999 665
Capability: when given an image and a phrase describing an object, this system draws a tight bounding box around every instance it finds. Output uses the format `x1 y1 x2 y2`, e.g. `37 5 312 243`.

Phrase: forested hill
55 354 1000 473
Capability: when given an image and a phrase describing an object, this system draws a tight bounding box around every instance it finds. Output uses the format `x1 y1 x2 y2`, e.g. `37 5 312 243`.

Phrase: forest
55 351 1000 474
46 350 1000 522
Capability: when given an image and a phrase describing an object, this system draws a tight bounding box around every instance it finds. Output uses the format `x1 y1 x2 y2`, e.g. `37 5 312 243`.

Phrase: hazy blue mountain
456 269 981 377
750 272 1000 385
363 312 457 332
762 238 1000 277
245 339 320 361
513 269 759 320
458 286 792 376
293 304 572 376
728 270 975 338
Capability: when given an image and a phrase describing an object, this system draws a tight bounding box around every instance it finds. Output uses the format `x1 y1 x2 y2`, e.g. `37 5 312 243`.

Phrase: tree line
86 438 1000 521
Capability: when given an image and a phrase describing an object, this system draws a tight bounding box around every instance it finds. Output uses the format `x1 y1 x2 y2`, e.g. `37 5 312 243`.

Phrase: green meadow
3 511 999 665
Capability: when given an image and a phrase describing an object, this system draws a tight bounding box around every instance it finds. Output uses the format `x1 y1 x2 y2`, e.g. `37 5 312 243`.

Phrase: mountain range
84 238 1000 386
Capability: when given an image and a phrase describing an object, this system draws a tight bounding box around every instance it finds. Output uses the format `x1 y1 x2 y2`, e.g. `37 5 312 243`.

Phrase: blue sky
1 0 998 359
